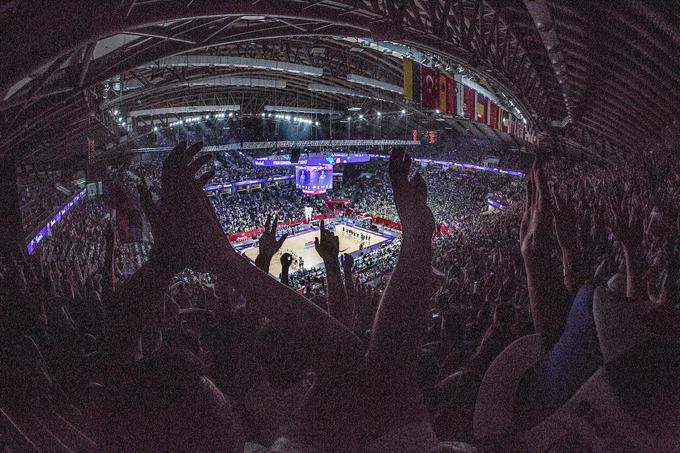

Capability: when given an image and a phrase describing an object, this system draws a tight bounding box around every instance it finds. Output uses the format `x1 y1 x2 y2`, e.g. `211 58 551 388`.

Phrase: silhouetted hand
256 215 288 272
520 161 552 264
150 141 226 274
280 252 293 269
606 192 644 250
519 159 568 342
388 148 435 241
314 220 339 263
279 253 293 286
551 182 585 293
550 183 578 253
341 253 355 291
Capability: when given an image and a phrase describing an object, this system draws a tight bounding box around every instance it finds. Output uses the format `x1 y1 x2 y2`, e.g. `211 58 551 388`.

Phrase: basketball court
238 223 393 277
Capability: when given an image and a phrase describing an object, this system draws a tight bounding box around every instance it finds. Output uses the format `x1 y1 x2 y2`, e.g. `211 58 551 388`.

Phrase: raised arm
366 149 436 390
315 220 351 326
102 221 116 300
520 161 569 345
279 252 293 286
551 183 586 295
341 253 358 329
107 142 215 361
606 192 646 300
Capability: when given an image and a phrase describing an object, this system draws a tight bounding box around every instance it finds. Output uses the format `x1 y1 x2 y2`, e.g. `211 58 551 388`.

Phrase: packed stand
1 139 678 452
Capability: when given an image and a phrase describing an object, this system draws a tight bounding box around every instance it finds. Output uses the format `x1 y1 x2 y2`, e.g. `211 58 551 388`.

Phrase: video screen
295 165 333 194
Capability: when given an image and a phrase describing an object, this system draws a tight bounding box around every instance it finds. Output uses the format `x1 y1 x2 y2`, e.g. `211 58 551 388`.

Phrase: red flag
420 66 439 109
489 102 498 129
464 86 475 120
446 77 456 114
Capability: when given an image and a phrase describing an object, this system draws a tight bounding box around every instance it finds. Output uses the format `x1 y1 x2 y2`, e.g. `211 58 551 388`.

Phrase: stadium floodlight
153 126 159 131
376 111 381 116
435 109 440 114
401 109 406 114
315 121 319 126
261 112 266 117
113 110 119 115
228 112 233 117
358 114 364 119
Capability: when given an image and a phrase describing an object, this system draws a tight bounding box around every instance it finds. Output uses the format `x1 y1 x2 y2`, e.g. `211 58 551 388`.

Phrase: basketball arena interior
1 2 679 451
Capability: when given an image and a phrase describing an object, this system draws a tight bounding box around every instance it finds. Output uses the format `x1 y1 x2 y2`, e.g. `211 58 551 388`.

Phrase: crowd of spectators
3 137 679 451
17 171 78 236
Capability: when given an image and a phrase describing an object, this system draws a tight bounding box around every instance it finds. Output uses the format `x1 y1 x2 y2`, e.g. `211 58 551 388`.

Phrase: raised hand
150 141 228 274
255 214 288 272
388 148 435 241
520 160 553 263
341 253 355 292
341 253 357 326
279 252 294 286
314 219 340 264
606 192 645 250
551 182 585 294
520 158 569 344
606 192 647 299
280 252 294 269
550 182 578 251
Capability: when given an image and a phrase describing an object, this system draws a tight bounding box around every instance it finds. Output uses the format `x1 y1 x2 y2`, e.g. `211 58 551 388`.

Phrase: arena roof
1 1 678 163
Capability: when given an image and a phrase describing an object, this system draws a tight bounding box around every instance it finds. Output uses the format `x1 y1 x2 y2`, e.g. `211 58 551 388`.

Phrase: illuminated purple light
486 197 505 209
253 153 372 167
369 154 524 176
203 173 343 192
27 189 87 255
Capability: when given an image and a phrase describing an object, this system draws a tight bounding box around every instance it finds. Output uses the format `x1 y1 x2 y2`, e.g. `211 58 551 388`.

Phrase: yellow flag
403 59 413 101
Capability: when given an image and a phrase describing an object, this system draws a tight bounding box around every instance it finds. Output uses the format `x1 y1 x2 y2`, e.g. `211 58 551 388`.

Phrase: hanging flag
421 66 439 109
476 93 487 123
446 77 456 114
403 59 413 101
438 72 447 112
489 102 498 129
501 110 509 133
497 107 503 130
412 61 421 105
463 86 475 120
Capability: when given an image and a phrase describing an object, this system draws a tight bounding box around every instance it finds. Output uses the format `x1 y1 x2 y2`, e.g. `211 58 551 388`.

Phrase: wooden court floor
241 224 388 277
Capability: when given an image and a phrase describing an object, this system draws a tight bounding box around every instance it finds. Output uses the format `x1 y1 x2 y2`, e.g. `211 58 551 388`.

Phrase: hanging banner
421 66 439 109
